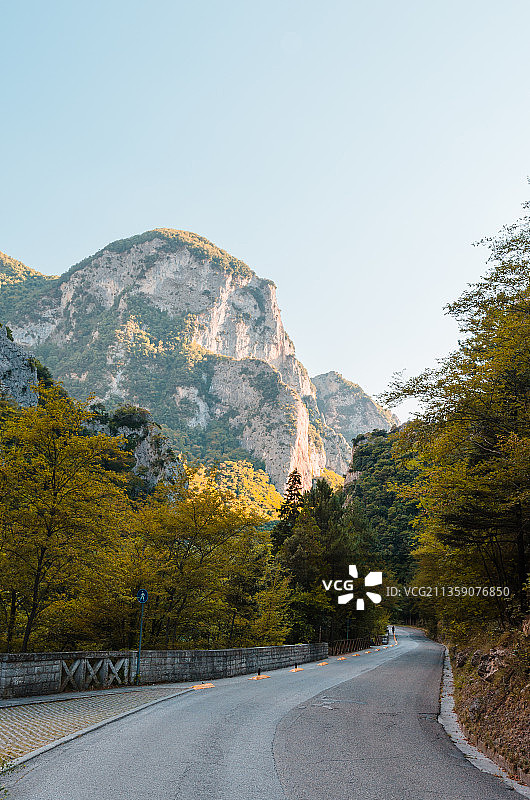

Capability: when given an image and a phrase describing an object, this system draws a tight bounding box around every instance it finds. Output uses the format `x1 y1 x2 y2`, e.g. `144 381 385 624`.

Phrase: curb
438 646 530 798
7 687 194 768
459 721 530 788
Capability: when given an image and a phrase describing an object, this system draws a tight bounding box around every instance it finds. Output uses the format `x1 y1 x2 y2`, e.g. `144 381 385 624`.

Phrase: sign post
136 589 148 685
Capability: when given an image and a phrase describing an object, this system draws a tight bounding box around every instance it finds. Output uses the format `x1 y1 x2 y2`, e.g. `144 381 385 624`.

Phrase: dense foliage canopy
0 388 288 652
348 430 418 584
384 203 530 640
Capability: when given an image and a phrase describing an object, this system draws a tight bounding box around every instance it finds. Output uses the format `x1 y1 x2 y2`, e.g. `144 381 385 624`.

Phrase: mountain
0 251 57 289
312 372 399 444
0 230 397 489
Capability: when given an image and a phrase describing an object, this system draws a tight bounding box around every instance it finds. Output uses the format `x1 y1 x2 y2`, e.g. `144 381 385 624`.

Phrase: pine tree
272 468 303 549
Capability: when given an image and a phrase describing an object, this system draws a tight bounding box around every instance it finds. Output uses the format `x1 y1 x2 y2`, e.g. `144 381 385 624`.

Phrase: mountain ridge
313 371 399 443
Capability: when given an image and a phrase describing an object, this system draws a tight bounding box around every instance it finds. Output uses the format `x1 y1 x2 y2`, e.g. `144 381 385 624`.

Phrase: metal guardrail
328 632 388 655
328 637 370 655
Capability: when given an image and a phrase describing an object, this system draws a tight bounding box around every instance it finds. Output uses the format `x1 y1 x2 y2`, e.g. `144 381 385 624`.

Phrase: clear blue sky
2 1 530 419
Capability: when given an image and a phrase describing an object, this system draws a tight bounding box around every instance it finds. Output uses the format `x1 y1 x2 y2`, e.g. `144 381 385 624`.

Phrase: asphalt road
4 628 516 800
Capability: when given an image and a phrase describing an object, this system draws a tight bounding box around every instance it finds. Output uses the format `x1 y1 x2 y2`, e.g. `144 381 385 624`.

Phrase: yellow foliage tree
215 460 282 519
0 385 131 651
133 468 280 648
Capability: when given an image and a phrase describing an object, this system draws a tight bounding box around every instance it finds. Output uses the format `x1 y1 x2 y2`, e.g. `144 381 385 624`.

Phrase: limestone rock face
0 325 38 406
318 425 351 476
208 358 325 489
313 371 399 444
87 406 181 489
113 421 181 488
0 231 396 489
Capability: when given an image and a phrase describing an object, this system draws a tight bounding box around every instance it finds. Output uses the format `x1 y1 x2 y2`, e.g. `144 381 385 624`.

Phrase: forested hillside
0 364 390 652
271 471 390 644
346 429 418 584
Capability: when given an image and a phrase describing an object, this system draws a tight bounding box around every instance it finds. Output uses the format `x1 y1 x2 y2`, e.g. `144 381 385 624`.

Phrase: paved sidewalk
0 685 189 761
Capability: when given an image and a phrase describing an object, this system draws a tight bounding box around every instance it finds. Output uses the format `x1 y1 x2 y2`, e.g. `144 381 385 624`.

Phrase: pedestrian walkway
0 685 188 762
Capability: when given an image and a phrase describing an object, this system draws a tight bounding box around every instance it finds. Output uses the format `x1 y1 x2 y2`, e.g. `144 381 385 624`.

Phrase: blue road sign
136 590 147 684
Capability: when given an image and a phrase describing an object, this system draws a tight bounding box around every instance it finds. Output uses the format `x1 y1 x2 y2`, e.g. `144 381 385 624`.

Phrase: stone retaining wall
461 722 530 788
0 643 328 699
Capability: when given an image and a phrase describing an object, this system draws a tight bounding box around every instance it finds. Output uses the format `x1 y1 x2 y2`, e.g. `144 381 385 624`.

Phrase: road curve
4 628 515 800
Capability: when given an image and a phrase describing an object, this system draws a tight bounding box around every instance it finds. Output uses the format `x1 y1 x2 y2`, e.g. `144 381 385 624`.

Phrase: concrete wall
0 643 328 699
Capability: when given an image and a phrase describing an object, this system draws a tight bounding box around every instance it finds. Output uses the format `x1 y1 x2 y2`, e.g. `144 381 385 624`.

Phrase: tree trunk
21 549 45 651
6 590 17 652
21 601 38 652
478 545 507 628
227 611 236 647
515 503 528 614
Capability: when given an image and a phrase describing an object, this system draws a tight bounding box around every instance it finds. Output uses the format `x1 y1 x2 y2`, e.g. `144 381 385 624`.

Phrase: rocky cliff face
0 231 396 489
90 407 181 490
313 371 399 445
6 231 313 400
208 358 325 488
0 324 38 407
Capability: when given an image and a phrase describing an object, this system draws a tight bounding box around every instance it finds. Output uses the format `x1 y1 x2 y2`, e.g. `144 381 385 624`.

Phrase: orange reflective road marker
317 661 328 666
289 667 304 672
192 683 215 690
248 674 270 680
336 657 346 661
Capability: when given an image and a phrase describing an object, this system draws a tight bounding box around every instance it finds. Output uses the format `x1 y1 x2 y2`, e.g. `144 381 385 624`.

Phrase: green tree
214 460 282 519
133 467 273 649
276 477 389 644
